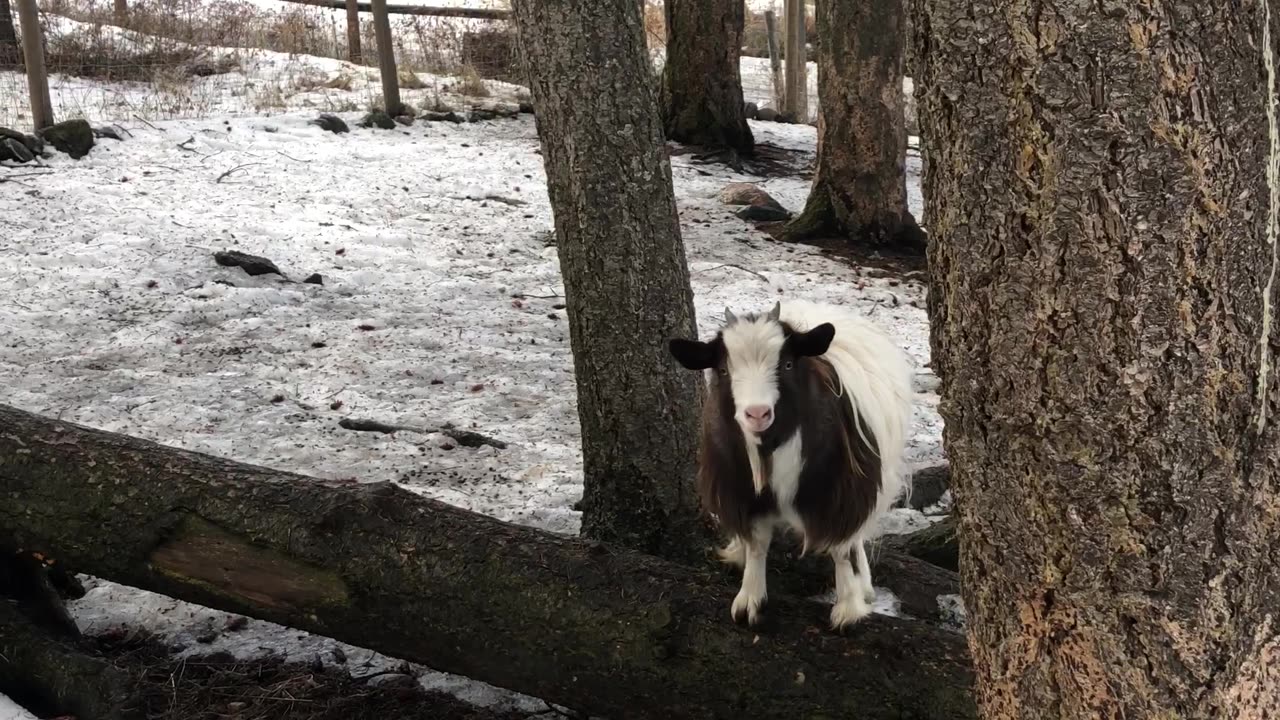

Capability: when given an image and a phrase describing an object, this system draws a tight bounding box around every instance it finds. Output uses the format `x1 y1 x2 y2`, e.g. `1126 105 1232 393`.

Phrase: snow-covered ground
0 694 39 720
1 5 940 717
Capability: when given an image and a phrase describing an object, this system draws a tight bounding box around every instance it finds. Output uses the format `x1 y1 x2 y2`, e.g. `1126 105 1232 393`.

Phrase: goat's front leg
854 537 876 604
830 545 872 630
731 521 772 627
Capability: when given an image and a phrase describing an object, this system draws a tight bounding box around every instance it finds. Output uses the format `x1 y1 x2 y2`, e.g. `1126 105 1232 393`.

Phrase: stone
214 250 283 277
756 107 779 122
360 110 396 130
1 137 34 163
743 102 759 120
38 119 95 159
718 182 787 213
420 110 467 124
310 114 349 134
734 204 791 222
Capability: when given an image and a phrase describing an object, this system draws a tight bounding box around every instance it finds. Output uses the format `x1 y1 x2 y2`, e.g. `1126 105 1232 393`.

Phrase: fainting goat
668 299 914 630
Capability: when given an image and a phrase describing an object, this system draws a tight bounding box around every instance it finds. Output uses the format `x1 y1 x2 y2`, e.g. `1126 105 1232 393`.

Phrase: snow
0 695 38 720
1 7 944 715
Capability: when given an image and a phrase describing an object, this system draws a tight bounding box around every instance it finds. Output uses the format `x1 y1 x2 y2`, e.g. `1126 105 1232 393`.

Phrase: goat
668 299 914 630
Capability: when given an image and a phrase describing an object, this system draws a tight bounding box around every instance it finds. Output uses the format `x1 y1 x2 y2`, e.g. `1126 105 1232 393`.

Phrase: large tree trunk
917 0 1280 717
660 0 754 153
0 404 977 719
510 0 710 560
0 0 18 68
784 0 924 253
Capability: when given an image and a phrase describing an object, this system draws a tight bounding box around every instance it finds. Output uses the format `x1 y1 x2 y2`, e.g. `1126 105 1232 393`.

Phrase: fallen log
279 0 510 20
885 515 959 572
0 404 976 719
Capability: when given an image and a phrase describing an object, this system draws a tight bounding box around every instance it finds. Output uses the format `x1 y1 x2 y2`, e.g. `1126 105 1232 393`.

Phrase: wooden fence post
344 0 361 64
369 0 402 114
783 0 807 121
764 9 783 110
14 0 53 130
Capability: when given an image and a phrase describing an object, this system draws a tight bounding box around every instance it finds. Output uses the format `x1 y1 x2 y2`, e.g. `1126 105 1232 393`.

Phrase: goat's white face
721 314 786 436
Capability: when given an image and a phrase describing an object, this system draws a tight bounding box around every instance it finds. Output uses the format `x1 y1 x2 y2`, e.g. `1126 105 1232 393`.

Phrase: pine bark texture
660 0 754 152
0 404 977 720
916 0 1280 717
510 0 710 560
784 0 923 252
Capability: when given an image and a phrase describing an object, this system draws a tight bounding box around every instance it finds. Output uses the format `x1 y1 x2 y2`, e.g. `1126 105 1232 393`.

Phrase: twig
339 418 508 449
133 115 160 131
216 163 263 183
275 150 310 163
177 136 199 152
693 263 770 283
0 170 54 182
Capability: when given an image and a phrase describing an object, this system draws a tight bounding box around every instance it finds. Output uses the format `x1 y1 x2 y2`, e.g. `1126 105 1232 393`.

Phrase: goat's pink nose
744 405 773 422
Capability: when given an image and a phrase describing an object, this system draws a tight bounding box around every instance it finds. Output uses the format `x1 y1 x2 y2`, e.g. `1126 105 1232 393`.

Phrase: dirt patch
37 631 540 720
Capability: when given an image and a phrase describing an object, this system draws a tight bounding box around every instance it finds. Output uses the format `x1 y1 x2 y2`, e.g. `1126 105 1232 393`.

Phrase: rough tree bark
510 0 710 560
0 0 18 68
369 0 402 115
784 0 924 253
917 0 1280 717
0 404 976 719
660 0 753 153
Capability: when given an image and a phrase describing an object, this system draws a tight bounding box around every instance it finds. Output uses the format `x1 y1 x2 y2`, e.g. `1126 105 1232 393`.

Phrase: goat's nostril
744 405 773 422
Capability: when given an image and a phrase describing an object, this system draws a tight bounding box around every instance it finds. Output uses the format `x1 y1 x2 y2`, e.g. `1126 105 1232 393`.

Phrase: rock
756 107 779 122
304 273 324 285
394 114 415 126
518 101 535 114
0 126 42 156
214 250 283 277
360 110 396 130
367 673 417 689
1 137 34 163
735 204 791 222
743 102 759 120
775 111 798 124
420 110 467 124
310 113 349 134
719 182 787 213
93 126 124 141
907 464 950 511
38 119 95 159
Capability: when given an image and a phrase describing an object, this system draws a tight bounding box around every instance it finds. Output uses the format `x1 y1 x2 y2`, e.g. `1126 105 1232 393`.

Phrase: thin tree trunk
0 404 978 720
783 0 807 120
344 0 361 64
783 0 923 252
660 0 753 153
14 0 52 131
0 0 18 68
510 0 711 560
369 0 402 115
112 0 127 24
764 9 784 110
917 0 1280 716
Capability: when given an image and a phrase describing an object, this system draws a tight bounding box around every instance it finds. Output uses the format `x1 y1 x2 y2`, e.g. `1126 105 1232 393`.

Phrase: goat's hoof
863 586 877 605
716 539 746 568
731 590 766 627
830 596 871 631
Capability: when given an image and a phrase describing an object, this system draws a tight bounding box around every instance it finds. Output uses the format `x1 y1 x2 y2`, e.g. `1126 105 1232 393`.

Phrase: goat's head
669 302 835 438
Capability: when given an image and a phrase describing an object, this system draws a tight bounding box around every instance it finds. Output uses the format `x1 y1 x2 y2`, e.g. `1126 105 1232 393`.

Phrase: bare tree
784 0 923 253
510 0 710 560
918 0 1280 716
344 0 361 64
660 0 753 153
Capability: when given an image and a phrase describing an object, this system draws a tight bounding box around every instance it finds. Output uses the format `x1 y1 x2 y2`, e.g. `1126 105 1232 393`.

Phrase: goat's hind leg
854 537 876 604
730 521 772 627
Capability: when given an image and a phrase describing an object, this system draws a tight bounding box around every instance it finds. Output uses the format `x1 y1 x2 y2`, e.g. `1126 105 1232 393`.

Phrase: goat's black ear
669 338 716 370
791 323 835 357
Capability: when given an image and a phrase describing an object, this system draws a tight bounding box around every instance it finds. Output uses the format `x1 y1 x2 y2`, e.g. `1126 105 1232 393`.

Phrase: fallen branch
0 404 975 719
216 162 263 183
339 417 508 449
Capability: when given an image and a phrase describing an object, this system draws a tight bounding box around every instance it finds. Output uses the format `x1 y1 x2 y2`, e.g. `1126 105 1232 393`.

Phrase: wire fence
0 0 817 130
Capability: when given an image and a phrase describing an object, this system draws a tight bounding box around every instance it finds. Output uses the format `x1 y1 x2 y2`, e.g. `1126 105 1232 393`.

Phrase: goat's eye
784 360 794 370
717 367 728 377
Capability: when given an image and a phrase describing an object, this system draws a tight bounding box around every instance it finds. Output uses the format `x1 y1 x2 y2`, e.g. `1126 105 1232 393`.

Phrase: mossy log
0 404 975 719
884 516 959 572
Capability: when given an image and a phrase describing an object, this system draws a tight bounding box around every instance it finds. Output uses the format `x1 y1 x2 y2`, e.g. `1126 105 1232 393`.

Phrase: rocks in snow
360 110 396 130
310 114 349 134
1 137 34 163
743 101 759 120
38 119 95 159
420 110 467 124
719 182 792 222
756 107 779 122
214 250 283 277
304 273 324 285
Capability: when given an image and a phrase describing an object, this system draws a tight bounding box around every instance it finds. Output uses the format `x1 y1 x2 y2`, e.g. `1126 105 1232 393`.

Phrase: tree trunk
916 0 1280 716
510 0 711 561
783 0 924 253
14 0 52 130
112 0 127 24
369 0 402 115
0 0 18 68
783 0 807 120
0 404 977 720
659 0 753 153
344 0 361 64
277 0 510 20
